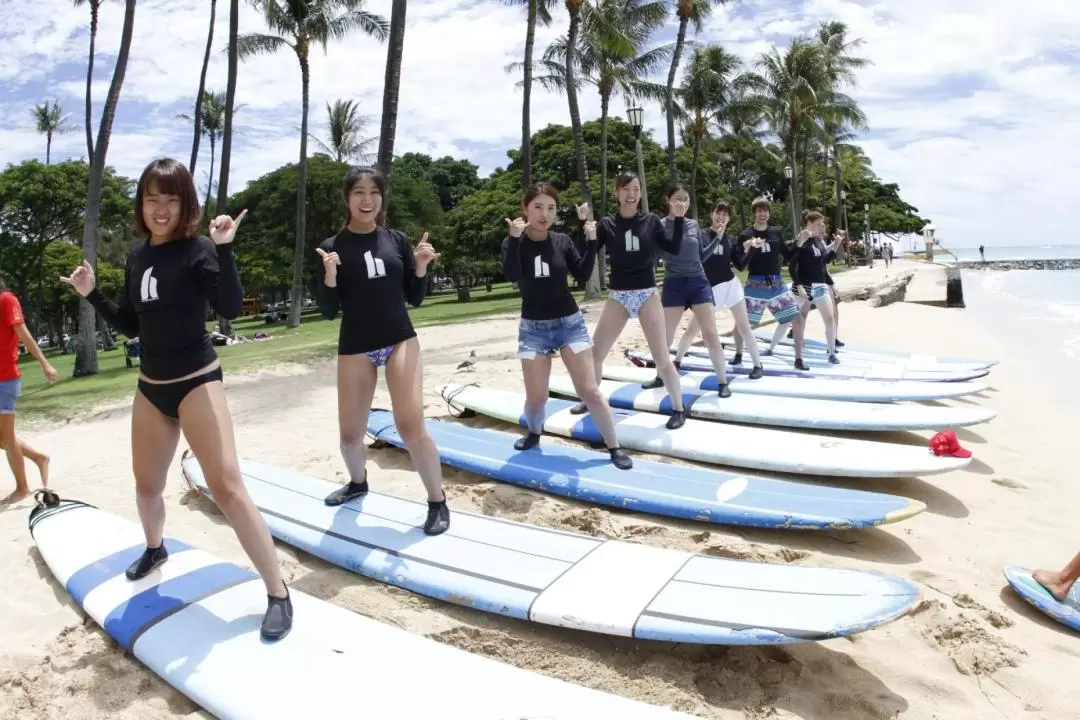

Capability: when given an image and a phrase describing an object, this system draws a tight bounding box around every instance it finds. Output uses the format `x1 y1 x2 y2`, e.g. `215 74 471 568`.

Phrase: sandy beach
1 258 1076 719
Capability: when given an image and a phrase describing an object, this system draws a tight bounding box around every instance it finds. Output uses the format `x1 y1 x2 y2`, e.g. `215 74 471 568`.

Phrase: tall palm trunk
204 136 217 217
287 47 310 329
663 17 690 184
597 89 611 290
190 0 217 175
564 2 598 298
734 151 744 229
521 0 537 190
84 1 98 163
690 127 702 220
76 0 136 376
376 0 406 184
45 134 52 165
215 0 240 337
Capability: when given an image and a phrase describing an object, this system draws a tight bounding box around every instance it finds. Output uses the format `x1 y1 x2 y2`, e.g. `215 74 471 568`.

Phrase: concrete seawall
946 258 1080 271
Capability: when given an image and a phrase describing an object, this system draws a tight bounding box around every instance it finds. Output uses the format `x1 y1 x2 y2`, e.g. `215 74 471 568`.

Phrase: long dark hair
342 166 389 226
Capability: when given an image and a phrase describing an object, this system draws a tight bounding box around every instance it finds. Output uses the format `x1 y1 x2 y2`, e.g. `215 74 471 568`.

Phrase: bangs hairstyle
802 210 825 226
665 182 689 199
523 181 559 207
711 200 732 215
751 196 771 212
615 171 641 191
133 158 201 239
342 166 389 224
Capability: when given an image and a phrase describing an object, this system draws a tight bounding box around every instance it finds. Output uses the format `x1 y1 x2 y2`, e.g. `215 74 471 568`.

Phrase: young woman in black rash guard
60 158 292 641
672 200 764 378
501 183 632 470
568 172 689 431
789 211 842 363
315 167 450 535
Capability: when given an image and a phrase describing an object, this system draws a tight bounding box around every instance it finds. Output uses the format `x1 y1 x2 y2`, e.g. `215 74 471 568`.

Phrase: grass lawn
14 262 846 422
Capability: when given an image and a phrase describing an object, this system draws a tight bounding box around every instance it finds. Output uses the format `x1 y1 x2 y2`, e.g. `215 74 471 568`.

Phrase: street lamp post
627 106 649 214
784 165 795 237
863 203 872 267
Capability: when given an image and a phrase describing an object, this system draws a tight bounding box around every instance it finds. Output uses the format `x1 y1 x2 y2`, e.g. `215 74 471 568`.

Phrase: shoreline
2 259 1077 719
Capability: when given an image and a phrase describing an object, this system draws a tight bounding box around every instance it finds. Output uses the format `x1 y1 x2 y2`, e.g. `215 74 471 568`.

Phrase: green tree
505 0 558 189
376 0 405 183
393 153 481 211
178 90 235 218
189 0 217 174
72 0 104 162
312 99 376 163
238 0 389 328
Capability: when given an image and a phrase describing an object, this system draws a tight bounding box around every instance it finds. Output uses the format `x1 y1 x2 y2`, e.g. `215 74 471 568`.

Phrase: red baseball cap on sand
930 430 971 458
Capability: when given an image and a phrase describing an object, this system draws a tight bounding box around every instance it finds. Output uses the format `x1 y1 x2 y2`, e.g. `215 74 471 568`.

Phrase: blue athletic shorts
661 275 713 309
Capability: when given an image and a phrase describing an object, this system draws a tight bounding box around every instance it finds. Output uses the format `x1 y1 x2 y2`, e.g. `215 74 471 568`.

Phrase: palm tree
561 0 598 297
189 0 217 174
376 0 405 184
238 0 389 329
672 44 744 217
31 100 77 164
215 0 241 338
744 38 830 225
662 0 727 185
505 0 558 190
312 99 376 162
178 90 233 217
75 0 137 377
72 0 103 162
719 96 766 229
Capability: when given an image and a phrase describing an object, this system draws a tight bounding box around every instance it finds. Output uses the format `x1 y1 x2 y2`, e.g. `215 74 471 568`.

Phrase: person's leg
791 299 811 368
768 321 789 353
516 354 552 450
729 299 763 375
561 345 632 469
385 336 449 535
1033 552 1080 602
814 286 838 357
642 304 685 389
128 388 182 572
178 378 291 639
324 354 377 505
830 286 843 347
0 413 29 498
637 293 686 429
690 302 731 397
570 299 628 414
674 315 702 364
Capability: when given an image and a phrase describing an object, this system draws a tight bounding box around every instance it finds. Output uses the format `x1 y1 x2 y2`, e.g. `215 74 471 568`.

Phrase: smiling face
711 207 731 230
666 187 690 216
754 205 770 225
807 216 826 237
523 192 557 233
616 176 642 214
347 174 383 226
142 183 182 239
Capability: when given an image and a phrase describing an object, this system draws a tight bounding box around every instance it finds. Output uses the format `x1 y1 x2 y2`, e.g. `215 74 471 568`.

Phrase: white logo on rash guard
364 250 386 278
140 266 159 302
533 255 550 278
623 230 640 252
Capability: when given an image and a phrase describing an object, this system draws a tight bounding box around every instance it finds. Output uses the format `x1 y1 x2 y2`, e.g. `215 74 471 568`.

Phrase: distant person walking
979 244 986 261
882 242 893 268
0 280 56 503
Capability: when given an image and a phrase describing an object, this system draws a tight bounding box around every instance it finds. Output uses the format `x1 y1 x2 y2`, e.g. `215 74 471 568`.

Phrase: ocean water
959 268 1080 393
945 245 1080 262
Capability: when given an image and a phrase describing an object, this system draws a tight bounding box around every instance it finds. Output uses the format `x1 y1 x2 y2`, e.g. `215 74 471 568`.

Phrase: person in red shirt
0 280 57 503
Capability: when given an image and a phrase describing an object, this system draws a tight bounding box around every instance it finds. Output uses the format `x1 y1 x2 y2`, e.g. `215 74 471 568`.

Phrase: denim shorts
517 312 592 360
662 275 714 309
0 378 21 414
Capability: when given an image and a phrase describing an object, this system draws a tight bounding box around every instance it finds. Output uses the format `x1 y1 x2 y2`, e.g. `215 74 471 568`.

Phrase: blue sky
2 0 1079 250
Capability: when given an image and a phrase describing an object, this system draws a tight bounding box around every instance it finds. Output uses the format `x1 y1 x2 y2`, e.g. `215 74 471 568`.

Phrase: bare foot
0 488 30 506
1033 569 1074 602
34 454 50 487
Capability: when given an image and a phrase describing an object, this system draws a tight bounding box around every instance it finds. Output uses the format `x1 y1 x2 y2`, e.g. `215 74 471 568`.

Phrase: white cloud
0 0 1078 249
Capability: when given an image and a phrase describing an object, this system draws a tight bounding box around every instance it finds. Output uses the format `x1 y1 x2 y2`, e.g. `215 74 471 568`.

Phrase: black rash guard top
702 230 746 285
86 235 243 381
318 227 428 355
791 237 836 286
594 212 683 290
735 225 793 277
502 231 596 320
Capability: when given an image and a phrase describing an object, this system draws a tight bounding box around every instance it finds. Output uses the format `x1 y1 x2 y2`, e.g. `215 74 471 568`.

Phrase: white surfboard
632 349 988 383
736 332 998 369
547 375 996 432
439 383 972 478
27 492 694 719
602 364 989 403
703 339 994 373
181 455 921 644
